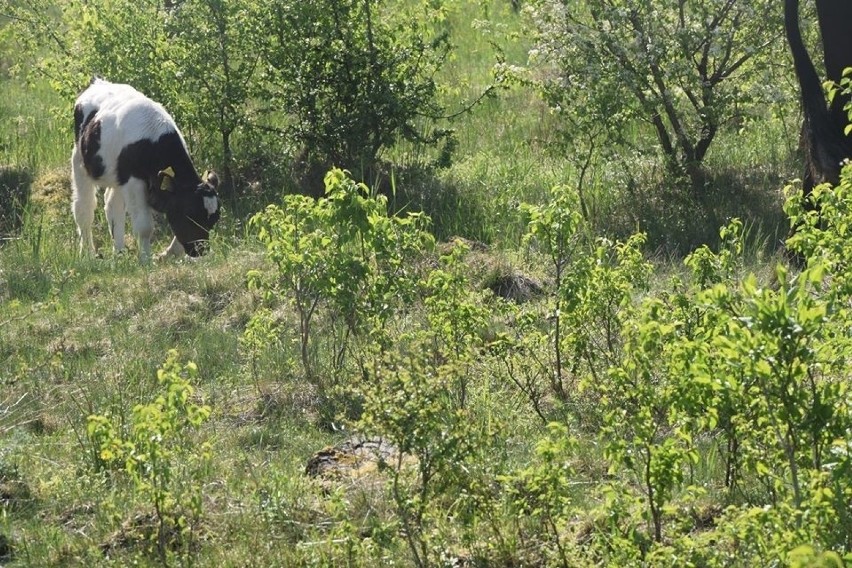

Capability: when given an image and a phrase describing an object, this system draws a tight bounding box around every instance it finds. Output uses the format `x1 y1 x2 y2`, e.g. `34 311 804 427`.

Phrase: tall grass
0 80 67 172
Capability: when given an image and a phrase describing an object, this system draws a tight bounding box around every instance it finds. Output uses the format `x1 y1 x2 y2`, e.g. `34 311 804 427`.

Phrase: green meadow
1 1 850 566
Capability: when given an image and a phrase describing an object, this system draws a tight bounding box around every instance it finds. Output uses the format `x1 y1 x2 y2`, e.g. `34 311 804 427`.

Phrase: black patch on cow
145 178 173 214
116 131 198 187
80 119 105 180
74 104 83 142
82 111 96 138
115 129 220 257
75 107 98 144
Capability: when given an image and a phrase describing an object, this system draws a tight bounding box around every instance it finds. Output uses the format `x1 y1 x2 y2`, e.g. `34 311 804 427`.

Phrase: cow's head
149 169 221 257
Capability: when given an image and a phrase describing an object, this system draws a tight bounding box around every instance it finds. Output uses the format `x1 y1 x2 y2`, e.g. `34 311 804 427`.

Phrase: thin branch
417 85 496 121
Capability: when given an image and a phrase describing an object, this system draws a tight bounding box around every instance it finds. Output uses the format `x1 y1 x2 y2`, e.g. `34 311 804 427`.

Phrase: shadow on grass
388 162 793 256
604 167 791 258
229 154 790 259
0 166 33 239
384 163 495 244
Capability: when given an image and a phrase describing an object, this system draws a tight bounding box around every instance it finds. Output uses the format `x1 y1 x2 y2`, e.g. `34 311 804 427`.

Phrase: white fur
71 79 190 262
75 78 145 130
203 195 218 217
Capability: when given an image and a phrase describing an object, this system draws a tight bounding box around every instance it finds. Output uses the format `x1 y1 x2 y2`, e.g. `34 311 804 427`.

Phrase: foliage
258 0 453 177
4 168 852 564
596 297 701 543
501 422 580 567
3 1 851 565
488 199 852 563
521 183 651 410
358 332 482 568
52 1 177 107
422 240 492 408
86 350 212 563
3 0 261 198
250 182 497 565
0 0 81 95
354 241 502 566
164 0 264 194
525 0 786 190
248 168 433 385
238 306 284 390
3 0 449 195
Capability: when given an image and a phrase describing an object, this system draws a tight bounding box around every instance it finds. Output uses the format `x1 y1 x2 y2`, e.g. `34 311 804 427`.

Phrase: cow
784 0 852 199
71 78 221 260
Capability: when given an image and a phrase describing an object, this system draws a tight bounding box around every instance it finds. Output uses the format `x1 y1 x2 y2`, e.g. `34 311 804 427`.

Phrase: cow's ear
158 167 175 192
205 170 219 189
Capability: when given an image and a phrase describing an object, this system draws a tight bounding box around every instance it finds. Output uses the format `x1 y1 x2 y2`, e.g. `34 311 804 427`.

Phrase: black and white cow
71 78 221 260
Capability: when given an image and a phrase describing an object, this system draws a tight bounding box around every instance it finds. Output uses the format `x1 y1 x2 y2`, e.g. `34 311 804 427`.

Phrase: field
2 1 851 567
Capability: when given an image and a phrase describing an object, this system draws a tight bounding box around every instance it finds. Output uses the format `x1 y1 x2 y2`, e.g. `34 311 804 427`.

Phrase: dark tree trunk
784 0 852 196
815 1 852 128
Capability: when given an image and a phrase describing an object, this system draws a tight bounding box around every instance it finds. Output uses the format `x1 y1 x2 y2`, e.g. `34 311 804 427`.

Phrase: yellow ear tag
159 167 175 191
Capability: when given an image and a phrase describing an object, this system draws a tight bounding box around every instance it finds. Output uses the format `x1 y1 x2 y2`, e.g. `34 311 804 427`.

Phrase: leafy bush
259 0 453 181
86 350 212 562
525 0 787 190
352 241 503 566
521 183 651 413
488 175 852 564
357 331 482 567
248 168 432 390
5 0 449 196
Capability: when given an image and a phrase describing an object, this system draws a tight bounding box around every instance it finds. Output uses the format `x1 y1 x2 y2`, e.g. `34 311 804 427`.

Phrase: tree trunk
815 1 852 128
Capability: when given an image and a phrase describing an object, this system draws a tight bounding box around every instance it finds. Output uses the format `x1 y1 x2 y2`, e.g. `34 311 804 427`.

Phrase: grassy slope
0 2 803 565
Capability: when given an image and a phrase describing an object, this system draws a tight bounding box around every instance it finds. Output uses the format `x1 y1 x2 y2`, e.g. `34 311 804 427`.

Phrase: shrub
247 168 432 392
86 350 212 563
259 0 453 183
525 0 786 191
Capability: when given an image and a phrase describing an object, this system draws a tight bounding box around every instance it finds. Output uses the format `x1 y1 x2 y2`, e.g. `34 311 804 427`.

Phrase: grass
0 225 556 564
0 79 67 172
0 1 822 565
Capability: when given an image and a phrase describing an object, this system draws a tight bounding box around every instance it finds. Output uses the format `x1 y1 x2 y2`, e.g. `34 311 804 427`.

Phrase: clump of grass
28 167 70 216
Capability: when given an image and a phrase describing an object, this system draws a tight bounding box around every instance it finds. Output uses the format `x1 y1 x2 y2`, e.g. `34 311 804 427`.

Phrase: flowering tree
526 0 786 191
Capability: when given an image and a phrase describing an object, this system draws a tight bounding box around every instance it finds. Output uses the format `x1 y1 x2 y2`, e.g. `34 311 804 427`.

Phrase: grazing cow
71 78 221 260
784 0 852 198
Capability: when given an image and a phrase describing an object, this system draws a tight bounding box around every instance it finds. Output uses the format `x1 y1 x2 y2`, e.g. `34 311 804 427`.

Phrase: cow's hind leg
71 147 97 256
104 187 126 254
